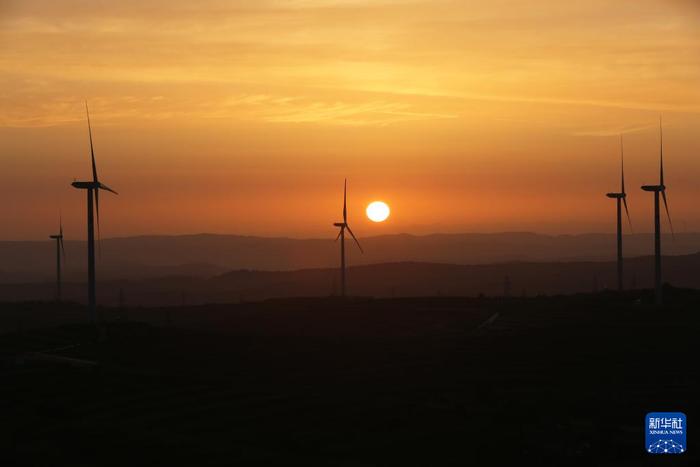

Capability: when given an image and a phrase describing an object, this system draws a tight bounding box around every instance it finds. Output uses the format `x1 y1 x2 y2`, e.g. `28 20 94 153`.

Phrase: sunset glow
1 0 699 239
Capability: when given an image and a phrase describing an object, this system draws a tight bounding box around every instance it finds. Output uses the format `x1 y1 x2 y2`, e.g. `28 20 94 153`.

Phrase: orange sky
1 0 699 240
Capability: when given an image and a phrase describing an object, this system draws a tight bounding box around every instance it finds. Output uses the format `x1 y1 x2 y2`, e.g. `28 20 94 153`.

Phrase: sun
366 201 390 222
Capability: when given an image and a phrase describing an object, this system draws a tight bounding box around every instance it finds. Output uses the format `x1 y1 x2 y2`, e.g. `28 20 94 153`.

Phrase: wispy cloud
1 0 699 128
222 94 457 125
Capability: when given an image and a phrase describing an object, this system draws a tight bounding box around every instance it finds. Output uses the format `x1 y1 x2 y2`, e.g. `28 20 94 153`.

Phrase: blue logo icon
646 412 686 454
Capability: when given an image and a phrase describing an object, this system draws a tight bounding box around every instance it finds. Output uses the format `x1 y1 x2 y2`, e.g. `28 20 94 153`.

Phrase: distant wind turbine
72 102 118 322
606 135 632 291
333 179 363 297
48 216 66 301
641 117 674 305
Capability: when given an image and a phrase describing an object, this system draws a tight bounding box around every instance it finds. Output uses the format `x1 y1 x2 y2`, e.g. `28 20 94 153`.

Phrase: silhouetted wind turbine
333 179 363 297
641 118 674 305
49 216 66 301
72 102 118 322
606 135 632 291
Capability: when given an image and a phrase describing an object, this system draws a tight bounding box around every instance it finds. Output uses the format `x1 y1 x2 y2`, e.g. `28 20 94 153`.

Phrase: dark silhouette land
1 291 698 466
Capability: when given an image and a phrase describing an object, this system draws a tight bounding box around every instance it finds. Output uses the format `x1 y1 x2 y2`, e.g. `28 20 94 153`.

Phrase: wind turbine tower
71 102 118 322
333 179 363 297
606 135 632 291
641 118 674 305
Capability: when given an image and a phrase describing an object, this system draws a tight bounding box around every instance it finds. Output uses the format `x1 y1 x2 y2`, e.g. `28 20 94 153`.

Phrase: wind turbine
72 102 118 322
606 135 632 291
333 179 363 297
641 117 674 305
49 216 66 301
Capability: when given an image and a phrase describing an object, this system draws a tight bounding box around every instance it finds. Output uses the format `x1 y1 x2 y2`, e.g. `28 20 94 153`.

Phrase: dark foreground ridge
1 290 698 466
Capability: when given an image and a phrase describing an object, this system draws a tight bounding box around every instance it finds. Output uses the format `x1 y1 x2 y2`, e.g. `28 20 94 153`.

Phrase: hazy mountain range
2 232 700 283
0 234 700 306
1 244 699 307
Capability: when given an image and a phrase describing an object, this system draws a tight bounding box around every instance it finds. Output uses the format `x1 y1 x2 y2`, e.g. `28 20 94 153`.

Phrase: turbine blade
60 236 66 260
661 190 674 238
622 197 632 232
346 225 363 253
335 229 342 241
343 178 347 223
86 101 98 184
99 182 118 195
